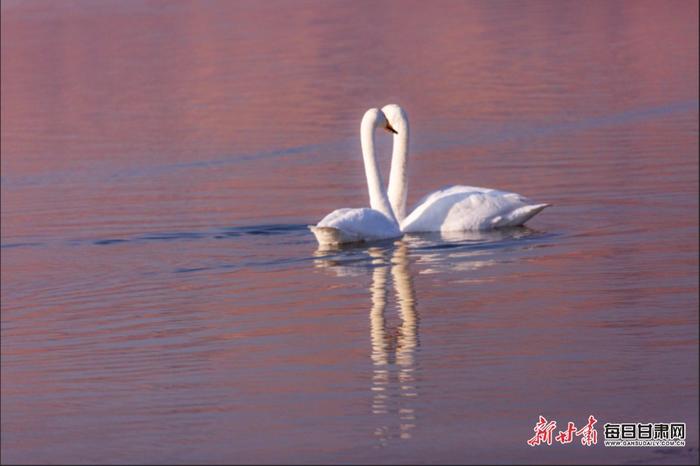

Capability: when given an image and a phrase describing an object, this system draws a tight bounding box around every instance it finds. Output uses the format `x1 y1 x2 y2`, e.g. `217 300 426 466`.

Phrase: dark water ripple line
93 239 129 245
2 223 309 250
0 241 45 249
92 223 310 246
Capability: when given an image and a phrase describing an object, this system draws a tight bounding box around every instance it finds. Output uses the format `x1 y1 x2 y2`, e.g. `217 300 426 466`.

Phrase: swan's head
361 108 398 135
381 104 409 135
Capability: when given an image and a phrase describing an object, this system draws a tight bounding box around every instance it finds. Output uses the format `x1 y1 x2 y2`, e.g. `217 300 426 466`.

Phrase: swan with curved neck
310 108 400 245
382 104 550 231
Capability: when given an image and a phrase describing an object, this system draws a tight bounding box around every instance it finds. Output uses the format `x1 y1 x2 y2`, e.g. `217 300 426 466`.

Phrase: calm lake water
1 1 698 464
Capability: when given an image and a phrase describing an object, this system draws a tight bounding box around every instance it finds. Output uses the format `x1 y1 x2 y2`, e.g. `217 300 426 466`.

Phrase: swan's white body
311 208 399 244
383 104 549 232
310 109 400 245
400 185 549 232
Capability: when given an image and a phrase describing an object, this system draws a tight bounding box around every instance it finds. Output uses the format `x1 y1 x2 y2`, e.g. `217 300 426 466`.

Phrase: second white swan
382 104 550 232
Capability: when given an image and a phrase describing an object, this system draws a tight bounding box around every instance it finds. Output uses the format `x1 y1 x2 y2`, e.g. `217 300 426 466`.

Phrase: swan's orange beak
384 123 398 134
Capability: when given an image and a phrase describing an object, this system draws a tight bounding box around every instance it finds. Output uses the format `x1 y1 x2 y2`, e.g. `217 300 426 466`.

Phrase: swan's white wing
310 208 401 245
410 184 495 211
401 185 549 232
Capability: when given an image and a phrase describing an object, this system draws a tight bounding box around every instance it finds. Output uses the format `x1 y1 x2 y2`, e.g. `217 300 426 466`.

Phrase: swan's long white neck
387 110 410 223
361 113 397 223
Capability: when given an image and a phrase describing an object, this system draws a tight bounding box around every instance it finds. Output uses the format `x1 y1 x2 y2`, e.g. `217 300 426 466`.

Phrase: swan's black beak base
385 123 398 134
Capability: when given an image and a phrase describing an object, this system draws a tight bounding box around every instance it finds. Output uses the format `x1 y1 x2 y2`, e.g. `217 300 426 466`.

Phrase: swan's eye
384 123 398 134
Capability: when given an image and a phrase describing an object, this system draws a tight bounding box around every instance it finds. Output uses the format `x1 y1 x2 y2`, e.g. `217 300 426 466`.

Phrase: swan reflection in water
313 227 544 445
314 239 419 445
368 243 418 444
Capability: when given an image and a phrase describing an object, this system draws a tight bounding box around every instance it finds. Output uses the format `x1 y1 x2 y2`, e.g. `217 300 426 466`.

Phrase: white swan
310 108 401 245
382 104 550 232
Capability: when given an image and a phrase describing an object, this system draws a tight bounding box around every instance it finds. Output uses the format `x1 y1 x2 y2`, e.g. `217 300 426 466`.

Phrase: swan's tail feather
308 225 362 245
506 203 551 226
